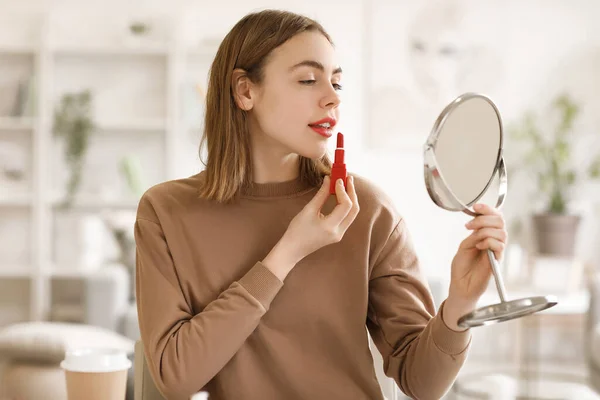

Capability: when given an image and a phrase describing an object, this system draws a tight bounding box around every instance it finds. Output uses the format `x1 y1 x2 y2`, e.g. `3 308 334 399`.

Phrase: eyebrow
289 60 343 75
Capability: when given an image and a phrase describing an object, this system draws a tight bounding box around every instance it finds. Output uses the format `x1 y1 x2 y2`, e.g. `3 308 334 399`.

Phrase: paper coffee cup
61 348 132 400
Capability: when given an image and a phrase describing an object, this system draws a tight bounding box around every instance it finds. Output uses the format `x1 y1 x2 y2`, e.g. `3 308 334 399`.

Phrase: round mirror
424 93 505 214
423 92 557 329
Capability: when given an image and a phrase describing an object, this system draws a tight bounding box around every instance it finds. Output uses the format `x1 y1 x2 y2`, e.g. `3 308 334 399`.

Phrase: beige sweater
135 171 472 400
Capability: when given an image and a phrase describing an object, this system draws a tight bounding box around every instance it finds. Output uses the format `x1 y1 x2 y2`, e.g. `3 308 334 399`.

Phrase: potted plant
509 94 600 256
52 90 107 271
52 90 96 208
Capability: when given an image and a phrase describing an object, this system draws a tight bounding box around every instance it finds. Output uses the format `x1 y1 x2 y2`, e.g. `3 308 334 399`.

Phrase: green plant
129 22 149 35
119 154 144 197
52 90 95 208
510 93 600 214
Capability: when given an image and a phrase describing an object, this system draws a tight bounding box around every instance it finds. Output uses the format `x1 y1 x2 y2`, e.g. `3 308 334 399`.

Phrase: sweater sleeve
135 216 284 400
367 218 472 400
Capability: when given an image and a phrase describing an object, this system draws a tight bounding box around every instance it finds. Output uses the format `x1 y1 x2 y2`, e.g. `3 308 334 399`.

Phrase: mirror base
457 296 558 329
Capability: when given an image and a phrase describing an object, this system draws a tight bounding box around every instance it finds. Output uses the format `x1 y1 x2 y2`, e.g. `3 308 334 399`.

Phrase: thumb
306 176 331 212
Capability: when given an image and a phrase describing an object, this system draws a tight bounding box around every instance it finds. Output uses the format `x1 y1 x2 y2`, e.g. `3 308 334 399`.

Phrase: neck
252 154 300 184
249 126 301 184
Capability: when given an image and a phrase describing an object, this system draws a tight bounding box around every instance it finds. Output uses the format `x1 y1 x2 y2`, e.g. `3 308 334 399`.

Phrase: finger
306 176 330 212
339 176 360 231
475 237 505 261
465 215 505 230
460 227 507 250
326 178 353 225
473 203 501 216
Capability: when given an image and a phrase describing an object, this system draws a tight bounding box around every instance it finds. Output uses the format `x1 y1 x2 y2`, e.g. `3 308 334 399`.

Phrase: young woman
135 9 507 400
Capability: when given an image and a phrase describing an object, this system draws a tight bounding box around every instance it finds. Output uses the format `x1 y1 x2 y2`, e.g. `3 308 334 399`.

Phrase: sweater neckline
241 175 315 198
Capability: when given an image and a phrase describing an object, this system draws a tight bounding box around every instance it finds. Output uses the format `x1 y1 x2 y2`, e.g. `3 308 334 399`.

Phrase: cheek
260 85 311 131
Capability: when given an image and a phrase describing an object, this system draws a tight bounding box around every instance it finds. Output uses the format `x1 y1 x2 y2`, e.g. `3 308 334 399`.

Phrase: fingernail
337 179 343 185
474 204 483 210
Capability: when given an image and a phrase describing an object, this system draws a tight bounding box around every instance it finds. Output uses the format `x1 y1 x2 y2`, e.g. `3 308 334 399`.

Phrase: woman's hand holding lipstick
262 174 360 281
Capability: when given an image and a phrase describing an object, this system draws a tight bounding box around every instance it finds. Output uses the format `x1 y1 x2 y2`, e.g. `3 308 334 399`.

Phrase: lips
310 125 333 138
309 117 336 138
308 117 337 129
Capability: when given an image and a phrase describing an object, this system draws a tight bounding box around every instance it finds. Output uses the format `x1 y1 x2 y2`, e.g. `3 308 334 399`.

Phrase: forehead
266 31 339 72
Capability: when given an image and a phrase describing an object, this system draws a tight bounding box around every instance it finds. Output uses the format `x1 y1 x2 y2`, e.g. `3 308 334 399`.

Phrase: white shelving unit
0 12 215 324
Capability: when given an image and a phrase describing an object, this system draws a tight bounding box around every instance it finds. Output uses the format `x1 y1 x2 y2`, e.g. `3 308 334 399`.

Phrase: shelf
0 117 35 131
0 266 33 278
52 44 169 57
0 193 32 207
49 44 216 60
187 47 217 60
46 266 100 278
49 269 94 278
0 45 37 56
49 303 85 322
96 118 167 132
50 194 139 210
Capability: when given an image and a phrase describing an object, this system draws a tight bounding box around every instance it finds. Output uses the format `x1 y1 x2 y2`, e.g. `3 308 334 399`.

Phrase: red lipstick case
330 132 347 194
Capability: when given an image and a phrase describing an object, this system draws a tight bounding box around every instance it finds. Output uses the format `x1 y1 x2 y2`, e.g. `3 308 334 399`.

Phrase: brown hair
198 9 333 203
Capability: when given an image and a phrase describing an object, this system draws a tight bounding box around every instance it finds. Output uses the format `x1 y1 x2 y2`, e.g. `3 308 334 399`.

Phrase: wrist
262 239 298 281
447 284 480 309
442 295 477 332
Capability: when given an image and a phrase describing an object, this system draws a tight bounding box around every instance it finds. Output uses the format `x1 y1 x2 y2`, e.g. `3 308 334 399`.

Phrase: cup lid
61 348 132 373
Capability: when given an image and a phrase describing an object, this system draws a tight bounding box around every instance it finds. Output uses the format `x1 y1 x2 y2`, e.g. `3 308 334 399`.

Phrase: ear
232 68 255 111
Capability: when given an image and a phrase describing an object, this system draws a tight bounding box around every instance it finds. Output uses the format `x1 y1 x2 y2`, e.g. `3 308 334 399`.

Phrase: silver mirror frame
423 92 558 329
423 92 507 217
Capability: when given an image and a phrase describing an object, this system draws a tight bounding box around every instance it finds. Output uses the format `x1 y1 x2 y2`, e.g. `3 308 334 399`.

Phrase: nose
320 85 341 109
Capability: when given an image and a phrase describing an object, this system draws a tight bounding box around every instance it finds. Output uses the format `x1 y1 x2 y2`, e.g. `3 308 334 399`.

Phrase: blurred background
1 0 600 399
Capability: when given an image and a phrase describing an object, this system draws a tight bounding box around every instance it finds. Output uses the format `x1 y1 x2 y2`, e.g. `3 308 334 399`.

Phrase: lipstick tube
330 132 347 194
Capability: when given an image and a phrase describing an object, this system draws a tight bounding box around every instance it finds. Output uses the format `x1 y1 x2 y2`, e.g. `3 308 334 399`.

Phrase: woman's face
239 31 343 160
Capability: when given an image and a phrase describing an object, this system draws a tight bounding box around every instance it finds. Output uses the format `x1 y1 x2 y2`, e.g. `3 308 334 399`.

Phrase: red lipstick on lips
309 117 336 138
330 132 347 194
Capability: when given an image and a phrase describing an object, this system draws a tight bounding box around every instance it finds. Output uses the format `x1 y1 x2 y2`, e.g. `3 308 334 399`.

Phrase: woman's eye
299 80 343 91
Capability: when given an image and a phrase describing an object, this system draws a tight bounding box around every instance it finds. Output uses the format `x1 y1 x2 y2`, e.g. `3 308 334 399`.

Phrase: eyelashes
299 80 343 91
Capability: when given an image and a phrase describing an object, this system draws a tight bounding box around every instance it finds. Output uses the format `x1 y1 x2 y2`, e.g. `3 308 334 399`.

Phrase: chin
297 144 328 160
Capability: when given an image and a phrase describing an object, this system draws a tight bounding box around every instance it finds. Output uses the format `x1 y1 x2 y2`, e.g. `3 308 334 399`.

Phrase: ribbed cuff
431 301 472 356
238 261 284 312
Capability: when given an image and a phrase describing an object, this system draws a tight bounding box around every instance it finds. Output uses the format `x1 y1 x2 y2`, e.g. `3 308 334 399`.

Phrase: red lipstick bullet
330 132 347 194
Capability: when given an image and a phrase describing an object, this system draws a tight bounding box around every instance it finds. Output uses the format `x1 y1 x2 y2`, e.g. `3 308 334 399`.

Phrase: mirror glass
433 96 501 207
